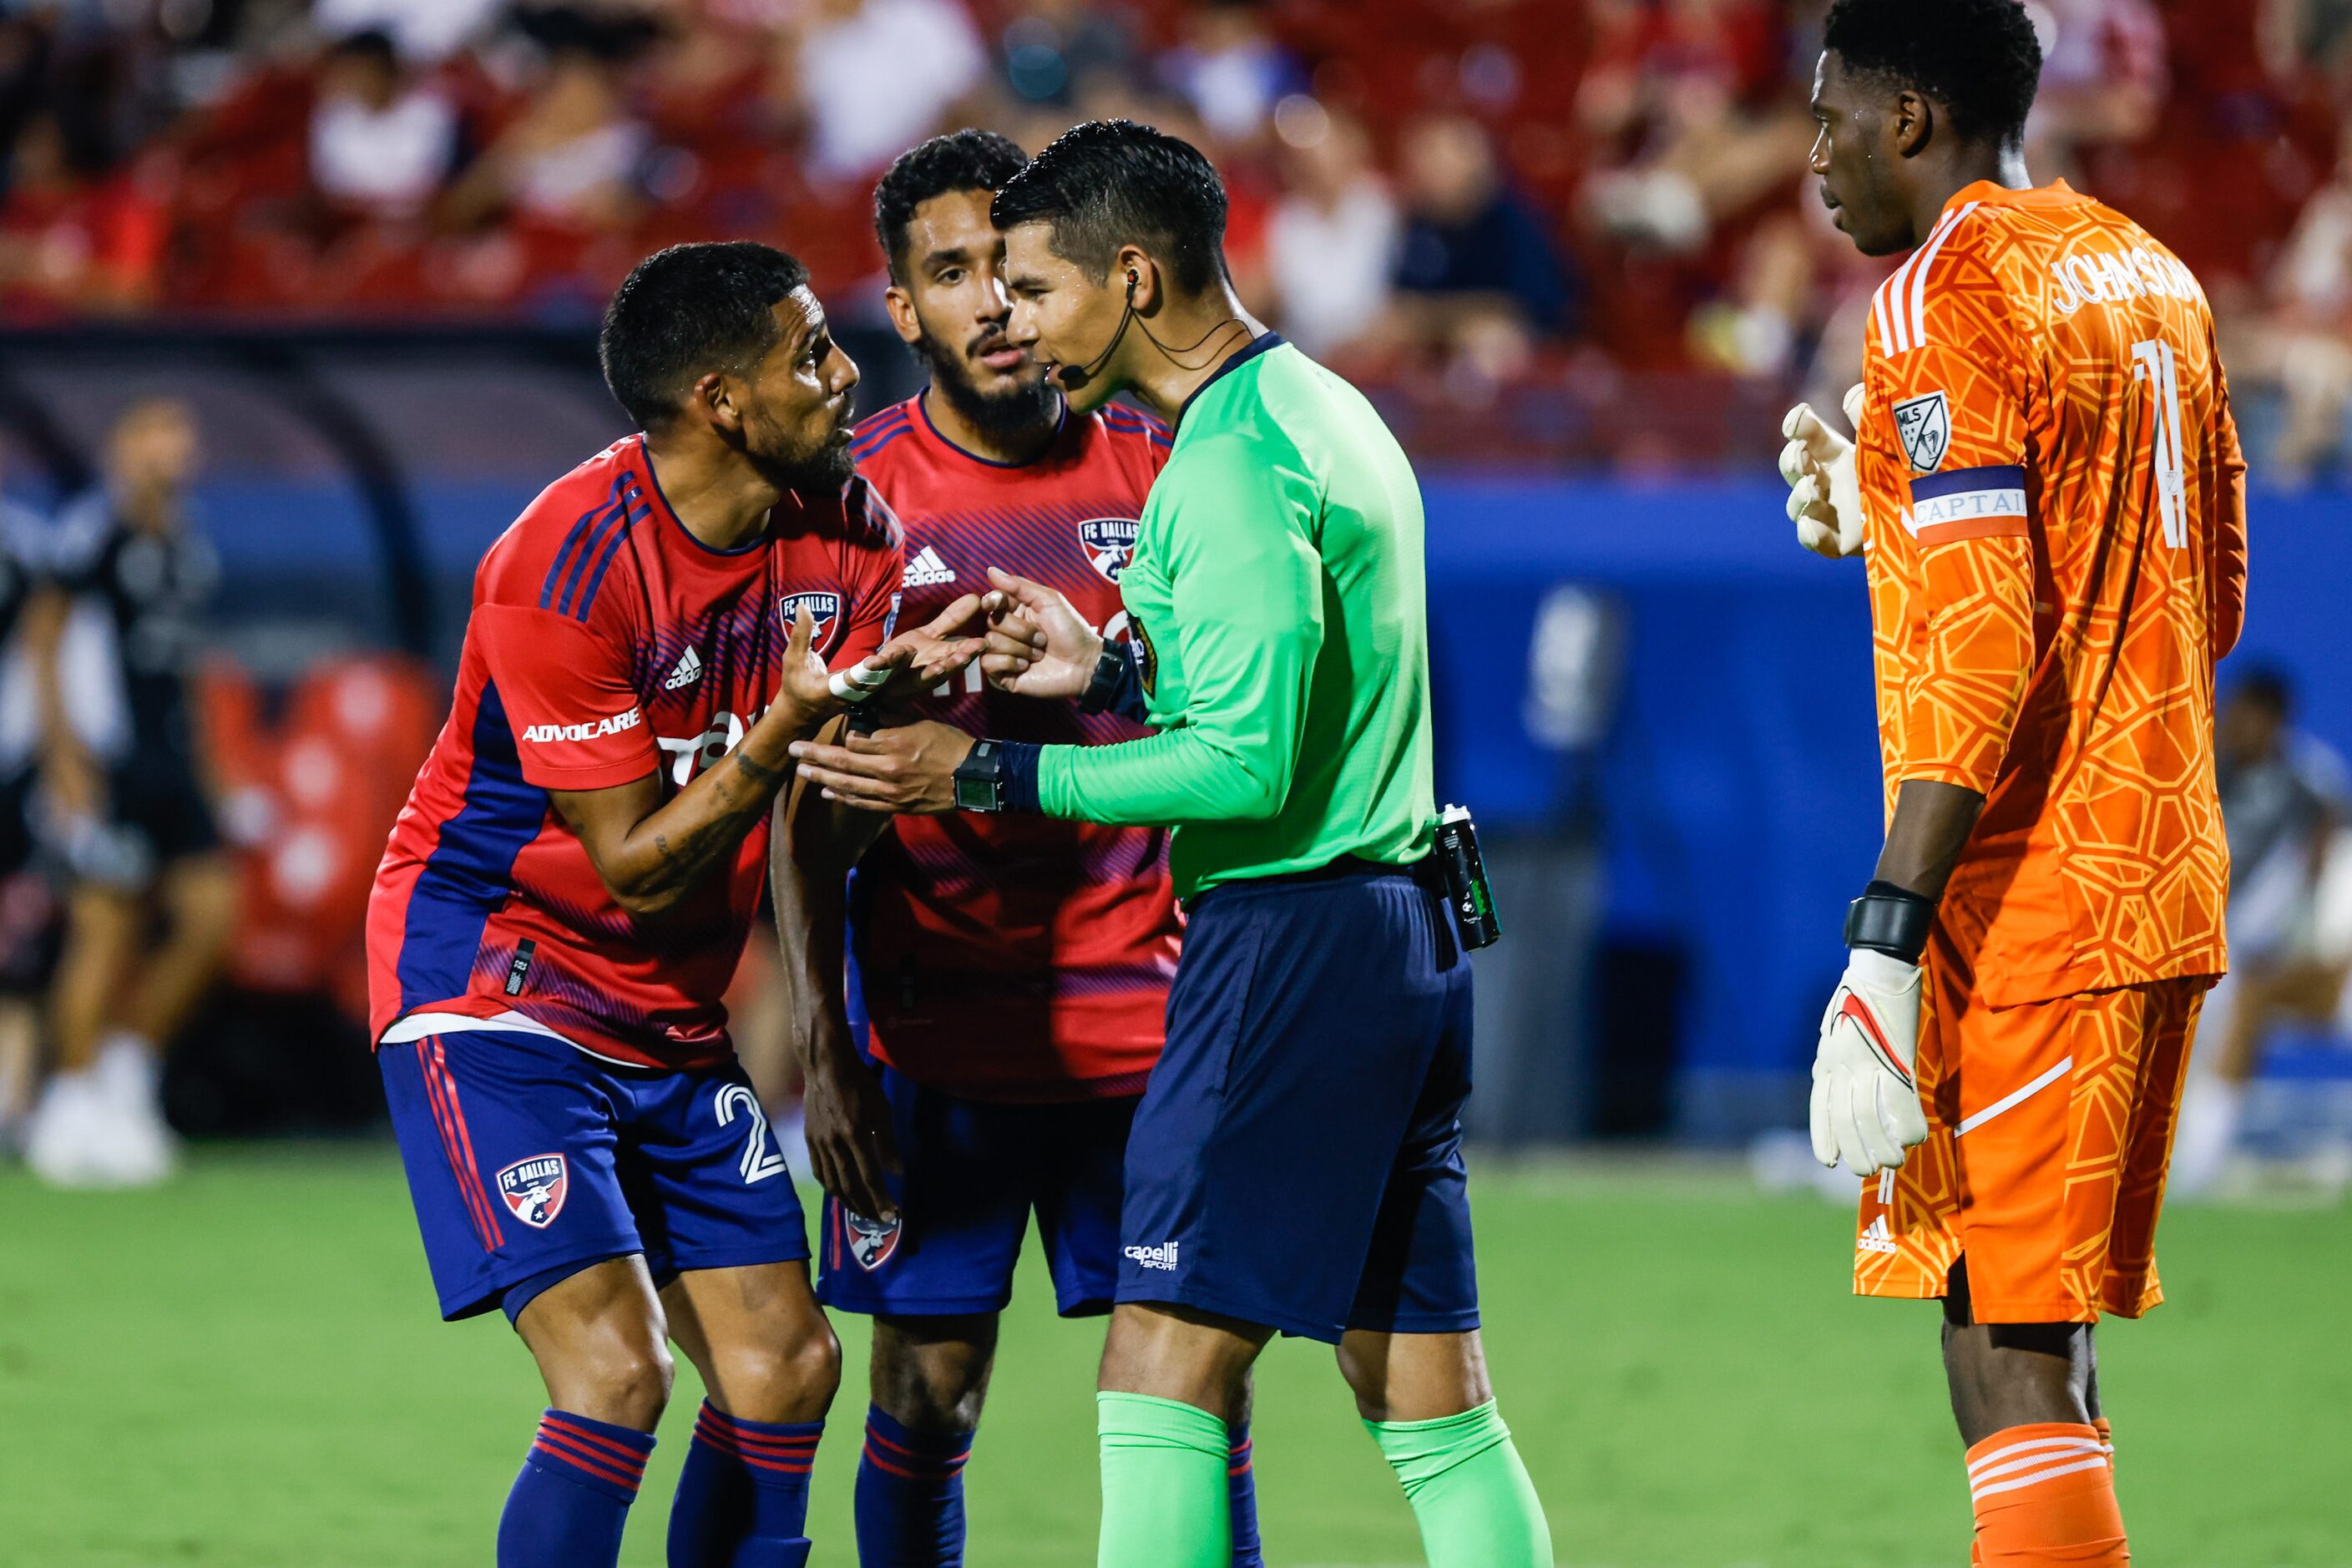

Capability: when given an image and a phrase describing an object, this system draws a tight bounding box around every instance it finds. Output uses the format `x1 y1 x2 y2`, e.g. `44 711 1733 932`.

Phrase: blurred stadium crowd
0 0 2348 1192
1 0 2350 471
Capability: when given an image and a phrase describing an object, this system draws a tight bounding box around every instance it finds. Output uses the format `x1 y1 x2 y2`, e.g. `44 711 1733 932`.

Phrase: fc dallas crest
776 589 842 650
1077 517 1141 583
498 1154 569 1229
842 1206 902 1270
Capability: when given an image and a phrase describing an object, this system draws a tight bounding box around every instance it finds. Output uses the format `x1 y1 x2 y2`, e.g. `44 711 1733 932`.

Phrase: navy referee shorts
1116 860 1480 1343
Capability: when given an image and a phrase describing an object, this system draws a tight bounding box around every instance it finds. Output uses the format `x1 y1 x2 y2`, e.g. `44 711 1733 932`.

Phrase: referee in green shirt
789 119 1551 1568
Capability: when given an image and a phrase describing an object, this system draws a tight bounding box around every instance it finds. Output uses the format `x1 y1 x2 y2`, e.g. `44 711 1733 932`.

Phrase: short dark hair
599 241 810 429
1823 0 2042 147
326 28 399 69
873 129 1030 283
991 119 1228 295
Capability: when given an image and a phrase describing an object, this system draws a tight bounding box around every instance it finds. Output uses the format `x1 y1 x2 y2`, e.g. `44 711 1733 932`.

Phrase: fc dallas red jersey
367 434 903 1070
849 393 1176 1101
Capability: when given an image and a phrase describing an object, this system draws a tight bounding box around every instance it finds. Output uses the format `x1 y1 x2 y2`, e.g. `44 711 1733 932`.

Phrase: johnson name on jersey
1855 179 2248 1005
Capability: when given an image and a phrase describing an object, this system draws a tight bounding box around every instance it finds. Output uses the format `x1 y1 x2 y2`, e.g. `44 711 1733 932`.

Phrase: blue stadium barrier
187 474 2352 1137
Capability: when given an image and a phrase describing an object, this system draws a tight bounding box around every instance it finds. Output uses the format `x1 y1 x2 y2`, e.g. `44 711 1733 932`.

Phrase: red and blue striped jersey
367 434 903 1070
847 393 1176 1101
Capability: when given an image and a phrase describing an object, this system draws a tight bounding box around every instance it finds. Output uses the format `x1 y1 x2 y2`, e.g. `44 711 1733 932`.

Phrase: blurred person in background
1266 103 1399 362
1393 112 1576 382
0 108 165 318
1581 0 1806 255
2238 120 2352 483
22 398 231 1188
0 460 60 1153
2172 669 2352 1197
991 0 1138 114
438 32 649 235
2020 0 2167 175
311 0 507 65
306 28 460 225
790 0 986 185
1156 0 1304 149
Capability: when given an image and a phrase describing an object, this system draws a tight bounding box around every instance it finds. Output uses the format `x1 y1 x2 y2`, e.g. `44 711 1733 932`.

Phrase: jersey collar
1176 331 1286 427
1946 178 2090 213
914 387 1072 473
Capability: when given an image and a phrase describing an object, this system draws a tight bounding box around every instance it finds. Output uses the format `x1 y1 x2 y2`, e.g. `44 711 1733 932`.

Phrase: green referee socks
1097 1392 1232 1568
1367 1399 1555 1568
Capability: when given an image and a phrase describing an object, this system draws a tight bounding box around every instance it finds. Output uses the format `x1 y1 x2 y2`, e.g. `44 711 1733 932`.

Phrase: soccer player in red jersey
769 132 1260 1565
364 242 981 1568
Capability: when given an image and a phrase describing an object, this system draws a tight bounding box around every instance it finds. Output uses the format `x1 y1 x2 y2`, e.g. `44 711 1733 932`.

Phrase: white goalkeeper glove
1808 947 1930 1176
1779 383 1868 559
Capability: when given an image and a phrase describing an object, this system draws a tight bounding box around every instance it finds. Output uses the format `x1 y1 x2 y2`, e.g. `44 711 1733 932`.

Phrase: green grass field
2 1146 2345 1567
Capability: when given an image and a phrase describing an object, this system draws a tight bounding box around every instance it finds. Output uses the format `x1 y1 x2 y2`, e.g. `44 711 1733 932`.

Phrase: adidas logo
1858 1215 1899 1255
663 646 703 690
903 546 956 589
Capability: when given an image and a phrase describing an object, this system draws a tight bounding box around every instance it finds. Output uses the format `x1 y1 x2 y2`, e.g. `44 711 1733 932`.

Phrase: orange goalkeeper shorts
1852 954 2212 1324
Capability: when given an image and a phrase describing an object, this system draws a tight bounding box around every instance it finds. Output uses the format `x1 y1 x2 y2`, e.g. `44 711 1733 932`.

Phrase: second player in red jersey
776 132 1262 1568
848 341 1174 1100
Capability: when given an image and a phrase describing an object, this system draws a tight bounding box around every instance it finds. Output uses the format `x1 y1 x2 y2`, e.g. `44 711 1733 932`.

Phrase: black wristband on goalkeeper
1843 879 1935 963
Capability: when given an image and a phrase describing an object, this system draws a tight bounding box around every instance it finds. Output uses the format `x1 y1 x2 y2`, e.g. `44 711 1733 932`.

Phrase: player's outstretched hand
865 592 989 700
801 1037 902 1225
1779 383 1868 559
1808 948 1930 1176
979 567 1102 701
778 596 988 716
789 720 974 814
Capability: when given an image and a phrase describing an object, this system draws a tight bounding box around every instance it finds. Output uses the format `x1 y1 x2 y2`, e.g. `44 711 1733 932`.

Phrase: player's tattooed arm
550 606 979 916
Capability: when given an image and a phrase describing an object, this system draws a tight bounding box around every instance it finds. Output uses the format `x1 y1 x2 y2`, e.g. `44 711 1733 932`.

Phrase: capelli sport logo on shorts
520 708 641 745
1123 1241 1180 1272
497 1154 569 1229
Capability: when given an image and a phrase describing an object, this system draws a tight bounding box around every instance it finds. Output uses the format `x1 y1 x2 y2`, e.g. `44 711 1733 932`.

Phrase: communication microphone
1054 271 1139 393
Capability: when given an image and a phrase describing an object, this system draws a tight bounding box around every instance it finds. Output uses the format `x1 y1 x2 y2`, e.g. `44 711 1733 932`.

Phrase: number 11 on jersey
2132 336 2188 549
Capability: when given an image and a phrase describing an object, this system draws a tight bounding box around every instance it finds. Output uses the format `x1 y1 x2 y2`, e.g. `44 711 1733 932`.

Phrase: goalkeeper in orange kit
1778 0 2248 1562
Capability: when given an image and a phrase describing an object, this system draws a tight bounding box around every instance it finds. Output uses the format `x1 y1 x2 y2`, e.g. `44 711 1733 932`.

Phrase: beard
918 328 1060 445
742 402 859 494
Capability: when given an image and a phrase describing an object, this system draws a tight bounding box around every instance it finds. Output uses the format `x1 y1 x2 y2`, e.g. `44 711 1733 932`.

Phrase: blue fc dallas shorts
816 1061 1135 1318
1118 862 1481 1344
379 1025 809 1322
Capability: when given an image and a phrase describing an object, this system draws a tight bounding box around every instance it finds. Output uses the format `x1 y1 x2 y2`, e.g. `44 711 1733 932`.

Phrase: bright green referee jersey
1036 335 1436 898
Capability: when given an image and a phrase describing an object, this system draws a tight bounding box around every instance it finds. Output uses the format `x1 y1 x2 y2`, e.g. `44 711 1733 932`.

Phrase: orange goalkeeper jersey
1857 179 2248 1007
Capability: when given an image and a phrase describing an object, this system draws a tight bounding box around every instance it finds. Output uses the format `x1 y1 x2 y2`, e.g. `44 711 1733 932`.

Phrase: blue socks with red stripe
849 1404 1263 1566
498 1409 655 1568
666 1401 823 1567
853 1404 974 1565
1227 1421 1263 1567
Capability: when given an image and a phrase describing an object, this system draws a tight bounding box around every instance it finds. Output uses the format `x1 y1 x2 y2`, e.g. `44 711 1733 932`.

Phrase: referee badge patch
1892 391 1951 473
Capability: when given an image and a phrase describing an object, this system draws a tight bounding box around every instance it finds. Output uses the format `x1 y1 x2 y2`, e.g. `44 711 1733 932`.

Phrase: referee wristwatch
953 738 1011 813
